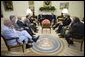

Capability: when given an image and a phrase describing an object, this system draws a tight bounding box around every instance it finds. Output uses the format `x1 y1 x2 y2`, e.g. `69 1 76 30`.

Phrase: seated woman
65 17 84 44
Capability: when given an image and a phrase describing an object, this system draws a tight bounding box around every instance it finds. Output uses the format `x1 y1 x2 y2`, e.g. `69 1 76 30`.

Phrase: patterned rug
31 35 64 55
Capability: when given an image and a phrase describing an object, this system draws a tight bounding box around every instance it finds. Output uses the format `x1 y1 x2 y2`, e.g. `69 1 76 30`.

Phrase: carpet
31 35 64 55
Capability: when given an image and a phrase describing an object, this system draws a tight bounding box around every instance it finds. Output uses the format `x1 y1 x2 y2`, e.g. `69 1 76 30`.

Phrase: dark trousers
53 23 60 29
65 32 83 44
65 32 73 44
24 27 34 37
57 25 63 33
30 25 38 32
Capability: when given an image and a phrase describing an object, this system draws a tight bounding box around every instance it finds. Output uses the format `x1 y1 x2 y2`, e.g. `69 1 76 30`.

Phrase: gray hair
9 15 16 20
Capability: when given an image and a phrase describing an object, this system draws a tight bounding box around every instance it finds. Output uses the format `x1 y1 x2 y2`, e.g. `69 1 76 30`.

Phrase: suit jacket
70 22 84 36
63 18 71 26
16 20 25 28
51 15 56 20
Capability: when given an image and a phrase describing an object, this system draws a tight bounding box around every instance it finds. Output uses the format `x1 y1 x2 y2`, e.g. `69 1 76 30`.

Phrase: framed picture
60 2 69 9
3 1 13 11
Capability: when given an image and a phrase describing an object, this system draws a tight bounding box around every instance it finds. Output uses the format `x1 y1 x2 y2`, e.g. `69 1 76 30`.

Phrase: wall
34 1 84 20
1 1 84 20
69 1 84 20
1 1 29 19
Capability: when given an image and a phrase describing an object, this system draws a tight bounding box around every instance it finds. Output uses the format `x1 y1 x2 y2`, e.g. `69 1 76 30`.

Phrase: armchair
1 35 24 52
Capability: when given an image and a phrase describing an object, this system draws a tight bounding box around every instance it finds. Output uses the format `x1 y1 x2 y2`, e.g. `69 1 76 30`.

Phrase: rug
31 35 64 55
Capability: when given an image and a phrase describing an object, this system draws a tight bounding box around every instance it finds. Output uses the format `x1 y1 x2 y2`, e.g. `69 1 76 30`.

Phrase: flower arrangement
39 6 56 11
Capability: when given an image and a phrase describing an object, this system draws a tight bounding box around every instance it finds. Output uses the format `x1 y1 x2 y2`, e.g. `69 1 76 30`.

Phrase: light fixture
62 8 68 14
26 8 32 16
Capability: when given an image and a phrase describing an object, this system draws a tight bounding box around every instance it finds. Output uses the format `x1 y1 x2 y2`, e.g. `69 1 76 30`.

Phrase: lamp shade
62 8 68 14
26 8 32 16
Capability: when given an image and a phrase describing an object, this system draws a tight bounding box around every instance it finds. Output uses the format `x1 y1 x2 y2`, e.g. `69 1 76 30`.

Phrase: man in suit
65 17 84 44
24 15 38 33
38 14 44 25
16 17 35 36
51 13 56 26
54 14 71 34
53 13 64 30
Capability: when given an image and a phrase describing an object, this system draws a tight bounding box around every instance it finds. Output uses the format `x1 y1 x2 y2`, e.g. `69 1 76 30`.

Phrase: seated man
58 15 72 37
57 13 64 22
53 13 64 30
38 14 43 25
2 19 39 48
16 16 36 36
51 13 57 27
54 15 71 33
65 17 84 44
24 15 38 33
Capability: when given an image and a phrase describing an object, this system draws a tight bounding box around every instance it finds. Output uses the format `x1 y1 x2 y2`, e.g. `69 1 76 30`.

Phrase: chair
41 19 51 33
68 34 84 51
1 35 25 52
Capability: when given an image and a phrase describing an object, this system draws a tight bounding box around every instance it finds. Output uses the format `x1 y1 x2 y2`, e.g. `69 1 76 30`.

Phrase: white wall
1 1 28 19
34 1 84 20
69 1 84 20
1 1 84 20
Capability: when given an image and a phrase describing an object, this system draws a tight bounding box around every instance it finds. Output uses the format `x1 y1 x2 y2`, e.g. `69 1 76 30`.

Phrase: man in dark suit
65 17 84 44
51 13 56 26
53 13 64 30
55 14 71 33
38 14 44 25
16 17 25 28
24 15 38 33
16 17 36 37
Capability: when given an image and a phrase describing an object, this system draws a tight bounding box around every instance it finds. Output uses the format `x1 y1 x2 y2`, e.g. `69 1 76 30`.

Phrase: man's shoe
32 36 40 42
26 44 33 49
28 41 33 43
58 34 64 38
33 33 36 35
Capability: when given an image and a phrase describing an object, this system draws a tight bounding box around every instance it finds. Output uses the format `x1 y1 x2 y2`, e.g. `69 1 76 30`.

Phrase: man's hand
18 28 24 31
25 27 29 29
30 23 33 25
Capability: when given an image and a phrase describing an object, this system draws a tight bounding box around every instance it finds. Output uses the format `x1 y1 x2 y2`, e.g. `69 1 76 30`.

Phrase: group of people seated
65 17 84 45
53 14 71 32
1 13 84 49
52 13 84 45
1 15 39 49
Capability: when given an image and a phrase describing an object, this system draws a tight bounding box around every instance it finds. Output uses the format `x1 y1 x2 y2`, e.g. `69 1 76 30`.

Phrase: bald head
73 17 80 23
3 19 12 27
17 17 22 20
